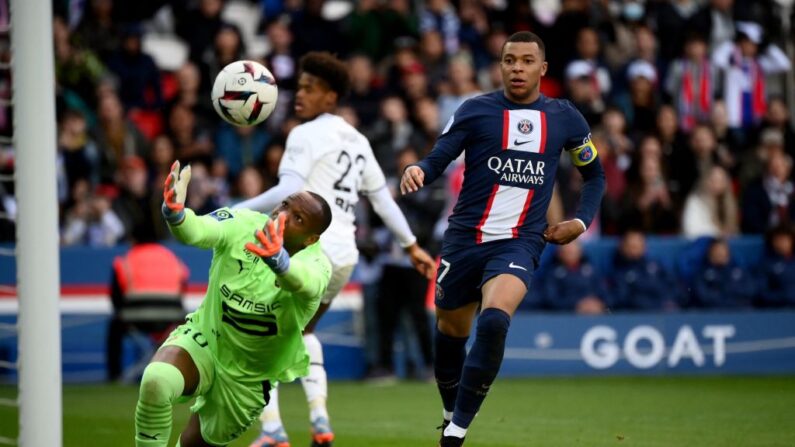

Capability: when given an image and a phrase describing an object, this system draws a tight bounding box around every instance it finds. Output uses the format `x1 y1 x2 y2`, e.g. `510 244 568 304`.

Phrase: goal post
11 0 62 445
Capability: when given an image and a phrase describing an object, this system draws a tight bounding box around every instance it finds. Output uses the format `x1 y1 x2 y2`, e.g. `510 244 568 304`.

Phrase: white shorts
321 263 356 304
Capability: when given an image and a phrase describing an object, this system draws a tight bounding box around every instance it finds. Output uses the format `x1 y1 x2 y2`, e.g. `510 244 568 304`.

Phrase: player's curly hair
299 51 350 99
502 31 546 59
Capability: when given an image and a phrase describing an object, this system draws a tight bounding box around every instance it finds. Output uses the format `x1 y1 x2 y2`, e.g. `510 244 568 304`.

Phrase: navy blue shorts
434 238 545 310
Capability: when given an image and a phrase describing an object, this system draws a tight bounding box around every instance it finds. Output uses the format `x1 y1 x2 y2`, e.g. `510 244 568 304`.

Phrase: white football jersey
279 113 386 266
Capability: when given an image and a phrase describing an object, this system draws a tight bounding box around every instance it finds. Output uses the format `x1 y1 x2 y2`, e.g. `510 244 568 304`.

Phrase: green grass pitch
1 376 794 446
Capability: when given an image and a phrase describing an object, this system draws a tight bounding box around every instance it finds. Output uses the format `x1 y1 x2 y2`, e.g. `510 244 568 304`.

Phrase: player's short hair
307 191 333 234
299 51 350 99
501 31 546 59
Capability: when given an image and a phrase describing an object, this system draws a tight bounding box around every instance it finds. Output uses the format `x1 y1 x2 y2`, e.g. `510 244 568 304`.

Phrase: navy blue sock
434 327 468 415
452 308 510 429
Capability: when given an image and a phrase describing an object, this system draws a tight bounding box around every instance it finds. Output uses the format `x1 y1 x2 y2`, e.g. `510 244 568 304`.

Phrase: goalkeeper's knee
139 361 185 406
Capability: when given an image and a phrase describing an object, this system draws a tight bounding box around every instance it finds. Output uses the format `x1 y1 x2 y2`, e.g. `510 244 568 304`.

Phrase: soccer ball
211 60 278 127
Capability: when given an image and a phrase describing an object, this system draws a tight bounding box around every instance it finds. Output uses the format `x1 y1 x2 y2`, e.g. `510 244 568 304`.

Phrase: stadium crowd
1 0 795 317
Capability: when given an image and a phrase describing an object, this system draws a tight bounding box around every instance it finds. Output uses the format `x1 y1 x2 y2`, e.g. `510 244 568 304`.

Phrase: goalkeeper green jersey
169 207 331 383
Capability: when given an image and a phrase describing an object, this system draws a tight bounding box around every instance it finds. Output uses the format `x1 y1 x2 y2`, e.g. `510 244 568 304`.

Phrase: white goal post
11 0 62 445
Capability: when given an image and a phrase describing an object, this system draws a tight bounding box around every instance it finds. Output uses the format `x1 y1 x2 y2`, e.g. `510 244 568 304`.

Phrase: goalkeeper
135 161 333 447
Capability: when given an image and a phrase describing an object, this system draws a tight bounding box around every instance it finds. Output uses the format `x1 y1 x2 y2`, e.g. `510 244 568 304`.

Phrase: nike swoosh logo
138 432 160 440
509 262 528 271
514 139 533 146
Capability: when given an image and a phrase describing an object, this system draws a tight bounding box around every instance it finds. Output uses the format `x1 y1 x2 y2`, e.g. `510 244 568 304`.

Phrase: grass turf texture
1 377 794 446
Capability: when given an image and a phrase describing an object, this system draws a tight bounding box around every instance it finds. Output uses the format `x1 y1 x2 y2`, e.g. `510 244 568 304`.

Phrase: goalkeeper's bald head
275 191 333 252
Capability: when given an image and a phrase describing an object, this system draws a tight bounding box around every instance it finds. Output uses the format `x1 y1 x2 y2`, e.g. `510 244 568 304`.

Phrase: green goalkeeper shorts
161 320 272 446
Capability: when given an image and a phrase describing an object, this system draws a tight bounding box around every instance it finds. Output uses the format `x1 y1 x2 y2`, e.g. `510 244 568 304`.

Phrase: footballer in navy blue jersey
401 31 605 447
417 90 600 248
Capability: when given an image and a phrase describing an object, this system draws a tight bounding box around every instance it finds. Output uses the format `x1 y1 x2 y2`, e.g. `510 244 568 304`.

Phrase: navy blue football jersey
417 91 599 247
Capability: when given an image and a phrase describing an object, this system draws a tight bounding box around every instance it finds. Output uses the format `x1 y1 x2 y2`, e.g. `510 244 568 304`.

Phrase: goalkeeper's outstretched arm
161 160 227 249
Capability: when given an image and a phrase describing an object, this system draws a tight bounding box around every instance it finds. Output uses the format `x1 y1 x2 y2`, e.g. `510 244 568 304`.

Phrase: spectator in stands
742 150 795 233
655 106 689 199
260 140 285 190
565 60 606 126
616 60 659 136
167 103 214 164
653 0 700 62
150 135 176 187
174 0 224 64
760 97 795 158
343 0 382 61
418 0 460 56
457 0 489 69
670 124 722 201
621 154 679 234
264 16 298 91
418 30 448 87
112 156 162 242
74 0 120 60
594 130 626 235
62 185 125 246
58 109 100 190
215 121 271 181
392 45 432 103
106 225 188 381
93 92 149 184
567 27 611 99
169 61 215 128
682 166 739 238
543 241 607 314
344 0 417 63
54 16 107 112
688 0 736 50
105 23 163 111
233 166 266 203
757 225 795 308
436 54 481 128
346 53 384 128
665 33 716 133
709 100 743 159
611 230 680 311
367 96 414 175
738 128 786 191
692 238 756 308
408 96 441 157
712 21 791 145
199 24 246 95
289 0 346 56
602 107 633 172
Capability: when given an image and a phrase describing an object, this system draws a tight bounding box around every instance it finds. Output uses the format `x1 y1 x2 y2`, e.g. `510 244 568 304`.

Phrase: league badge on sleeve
209 209 234 221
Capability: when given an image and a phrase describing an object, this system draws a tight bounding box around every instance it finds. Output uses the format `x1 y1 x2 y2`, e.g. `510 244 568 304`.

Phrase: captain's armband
568 135 598 167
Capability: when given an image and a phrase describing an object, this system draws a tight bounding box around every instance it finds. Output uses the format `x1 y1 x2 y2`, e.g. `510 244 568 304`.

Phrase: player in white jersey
239 52 436 447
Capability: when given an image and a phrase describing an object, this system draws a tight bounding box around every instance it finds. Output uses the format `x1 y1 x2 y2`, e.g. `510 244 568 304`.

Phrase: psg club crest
578 145 594 163
517 119 533 135
435 285 444 301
